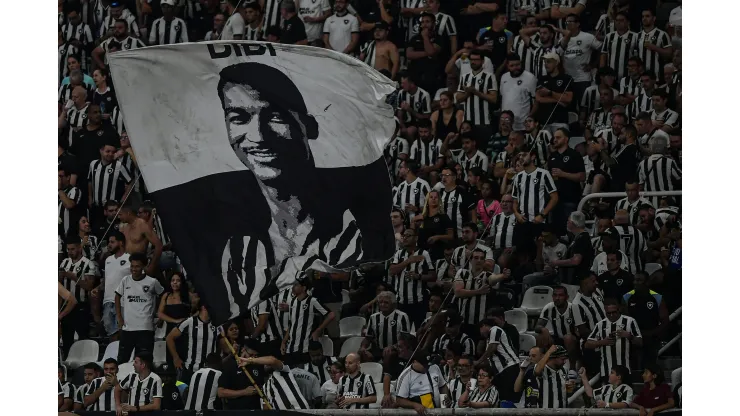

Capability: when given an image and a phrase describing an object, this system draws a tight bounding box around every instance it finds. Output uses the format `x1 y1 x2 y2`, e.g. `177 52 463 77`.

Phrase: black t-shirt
94 218 120 240
521 367 541 408
548 148 585 204
71 124 120 181
610 143 641 191
160 381 184 410
406 34 443 86
281 14 307 45
357 2 399 44
384 356 410 380
564 231 594 281
536 73 574 125
597 269 634 301
477 28 508 68
625 291 662 331
503 323 520 352
462 0 500 42
92 88 118 115
418 212 453 261
218 357 266 410
58 151 79 176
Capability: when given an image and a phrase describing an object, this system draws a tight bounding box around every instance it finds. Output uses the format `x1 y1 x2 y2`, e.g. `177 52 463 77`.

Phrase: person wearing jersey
623 272 669 367
580 365 634 409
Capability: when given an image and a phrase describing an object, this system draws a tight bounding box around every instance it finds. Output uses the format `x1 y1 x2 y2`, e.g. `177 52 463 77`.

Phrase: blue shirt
61 74 94 90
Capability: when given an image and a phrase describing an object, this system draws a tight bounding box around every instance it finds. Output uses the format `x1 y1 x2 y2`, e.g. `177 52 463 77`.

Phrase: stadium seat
671 367 682 387
319 335 334 357
64 340 100 369
339 336 364 358
520 286 553 316
153 341 167 369
118 362 134 381
645 263 662 276
155 324 167 340
519 333 537 356
505 308 528 333
97 341 119 367
361 362 383 383
562 283 579 301
568 112 579 125
370 383 384 409
341 289 350 304
339 316 366 338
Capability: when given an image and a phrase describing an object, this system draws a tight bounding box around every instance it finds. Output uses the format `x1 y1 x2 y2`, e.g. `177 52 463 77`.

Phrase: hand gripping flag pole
219 327 273 410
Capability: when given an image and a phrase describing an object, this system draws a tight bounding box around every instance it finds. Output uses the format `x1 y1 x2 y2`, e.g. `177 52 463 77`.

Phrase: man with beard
597 250 634 301
359 21 400 79
524 116 552 168
529 25 560 78
455 50 498 133
512 147 558 242
92 19 145 69
409 119 444 175
322 0 359 54
532 52 573 132
590 233 630 276
298 0 331 43
615 181 653 225
499 54 537 131
300 340 338 386
547 128 585 234
596 124 641 192
406 12 443 97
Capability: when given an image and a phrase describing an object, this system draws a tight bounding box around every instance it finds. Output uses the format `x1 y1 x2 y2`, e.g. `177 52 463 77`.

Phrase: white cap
161 0 176 6
542 51 560 63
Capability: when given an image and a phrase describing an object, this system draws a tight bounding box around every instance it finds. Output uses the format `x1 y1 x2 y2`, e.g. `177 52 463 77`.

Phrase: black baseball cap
375 21 389 31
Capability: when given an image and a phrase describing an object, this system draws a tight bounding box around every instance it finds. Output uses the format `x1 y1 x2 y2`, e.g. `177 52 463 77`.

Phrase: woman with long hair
630 364 675 415
60 55 93 89
430 91 464 140
219 319 247 359
412 190 454 261
91 68 117 118
76 216 99 261
158 273 191 367
458 364 500 408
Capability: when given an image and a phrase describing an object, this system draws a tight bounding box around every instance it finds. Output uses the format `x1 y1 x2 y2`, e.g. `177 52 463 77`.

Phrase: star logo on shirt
499 36 505 43
517 80 522 85
390 320 396 326
616 278 624 286
143 286 150 293
97 130 104 136
344 19 349 24
647 301 654 309
107 168 114 174
143 388 149 395
121 260 126 266
576 40 582 46
171 392 178 400
557 80 563 86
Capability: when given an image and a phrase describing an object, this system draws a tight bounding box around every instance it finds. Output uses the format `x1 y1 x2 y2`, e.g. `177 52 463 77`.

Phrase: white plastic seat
505 308 528 333
561 284 579 301
339 336 364 358
370 382 384 409
339 316 366 338
319 335 334 356
519 333 537 356
568 112 579 125
155 324 167 340
153 341 167 369
671 367 682 387
341 289 350 304
520 286 554 316
64 340 100 369
118 362 134 381
360 362 383 383
97 341 120 367
645 263 662 276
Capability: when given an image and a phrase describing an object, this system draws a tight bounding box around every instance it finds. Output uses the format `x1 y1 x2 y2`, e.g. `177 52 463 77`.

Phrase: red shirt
633 383 672 409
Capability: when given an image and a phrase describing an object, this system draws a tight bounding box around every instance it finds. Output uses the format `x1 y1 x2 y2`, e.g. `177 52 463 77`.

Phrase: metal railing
658 307 683 357
295 410 642 415
577 191 682 213
567 373 601 406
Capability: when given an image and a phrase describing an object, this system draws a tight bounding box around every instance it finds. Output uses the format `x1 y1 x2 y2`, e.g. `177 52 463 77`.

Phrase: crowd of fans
58 0 683 413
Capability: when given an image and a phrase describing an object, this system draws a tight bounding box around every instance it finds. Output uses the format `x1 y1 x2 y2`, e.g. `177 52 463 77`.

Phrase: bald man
60 85 91 147
606 210 648 275
336 353 377 410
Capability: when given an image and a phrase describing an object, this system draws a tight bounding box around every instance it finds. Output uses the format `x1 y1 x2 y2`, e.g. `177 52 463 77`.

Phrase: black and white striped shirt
110 106 125 135
390 248 433 305
361 41 378 66
59 256 99 303
485 326 520 373
606 225 647 273
580 86 619 118
455 150 490 181
264 365 310 410
600 31 638 80
454 269 492 326
653 207 680 236
588 315 642 377
64 104 90 147
432 332 476 356
627 92 653 121
58 43 79 84
594 14 615 36
451 242 493 270
286 296 330 354
511 168 557 221
440 186 475 236
619 76 643 98
447 377 475 408
262 0 282 31
526 129 552 168
571 289 606 334
366 309 411 349
650 107 680 128
61 381 74 402
59 186 81 237
398 87 432 123
512 34 540 77
300 356 337 386
99 14 140 38
101 36 146 55
178 316 219 371
637 154 681 204
490 212 516 249
394 177 430 214
529 44 560 77
538 364 567 408
59 82 93 104
400 0 426 41
185 368 222 410
587 107 613 133
458 70 497 126
469 385 499 406
615 197 653 225
337 372 377 409
593 383 634 405
75 383 92 409
273 288 294 333
60 22 94 70
85 377 116 411
538 302 575 339
251 299 284 343
119 372 163 407
385 136 410 179
409 138 443 168
81 235 100 262
635 28 672 78
149 17 189 45
244 24 263 41
87 159 132 206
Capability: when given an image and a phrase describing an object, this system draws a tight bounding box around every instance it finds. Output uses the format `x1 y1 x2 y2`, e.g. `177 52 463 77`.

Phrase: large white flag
109 42 397 325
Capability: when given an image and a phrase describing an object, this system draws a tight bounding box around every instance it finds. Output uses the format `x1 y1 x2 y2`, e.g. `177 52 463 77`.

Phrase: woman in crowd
76 216 99 261
91 68 117 118
413 190 454 261
630 363 675 416
157 272 191 367
220 319 247 359
458 364 500 408
476 180 501 237
430 91 464 141
60 55 93 89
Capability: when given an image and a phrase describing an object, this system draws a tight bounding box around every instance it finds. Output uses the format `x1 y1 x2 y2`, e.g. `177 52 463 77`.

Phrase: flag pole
219 328 273 410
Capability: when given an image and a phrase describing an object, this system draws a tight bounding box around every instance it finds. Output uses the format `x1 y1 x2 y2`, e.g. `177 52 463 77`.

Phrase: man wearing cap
395 354 443 413
149 0 189 45
217 339 267 410
281 0 309 45
431 315 476 356
533 51 573 133
359 21 400 79
322 0 359 54
298 0 332 43
533 345 572 408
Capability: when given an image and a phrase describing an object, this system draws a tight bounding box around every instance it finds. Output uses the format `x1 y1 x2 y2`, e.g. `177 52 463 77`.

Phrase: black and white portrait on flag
108 42 397 325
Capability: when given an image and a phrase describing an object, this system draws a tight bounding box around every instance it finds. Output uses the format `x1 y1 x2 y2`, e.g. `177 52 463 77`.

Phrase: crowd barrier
70 409 682 415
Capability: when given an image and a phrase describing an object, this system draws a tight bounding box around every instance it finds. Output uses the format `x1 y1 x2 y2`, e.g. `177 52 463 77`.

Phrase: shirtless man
118 206 162 275
360 21 399 79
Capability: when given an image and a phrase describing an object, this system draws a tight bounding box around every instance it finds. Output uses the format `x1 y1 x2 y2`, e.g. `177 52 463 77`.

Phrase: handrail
669 306 682 322
658 332 682 356
577 191 682 213
294 410 640 415
568 374 601 405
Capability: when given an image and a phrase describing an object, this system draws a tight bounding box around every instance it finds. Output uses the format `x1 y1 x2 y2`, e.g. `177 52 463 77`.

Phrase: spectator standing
281 0 309 44
439 166 476 237
630 364 675 415
185 353 223 411
533 52 573 132
535 286 578 358
240 5 263 41
500 54 537 131
433 313 476 356
91 69 117 117
58 167 81 239
93 232 130 341
476 10 511 74
323 0 359 54
397 74 432 129
61 6 95 71
299 0 331 43
635 8 673 80
115 352 163 413
394 160 431 218
615 181 654 225
87 141 133 226
452 222 494 271
115 253 164 363
489 194 516 254
241 355 311 410
512 148 559 231
600 12 638 81
408 119 444 175
580 365 634 409
336 353 377 409
607 210 648 273
533 345 571 409
477 318 520 403
624 272 669 367
58 29 80 84
584 299 643 379
83 358 119 412
59 235 99 355
597 250 634 300
360 22 400 78
453 250 495 330
280 278 335 366
204 12 226 41
250 299 284 353
406 12 444 96
388 229 434 329
217 339 265 410
580 67 619 125
166 300 220 382
413 190 454 261
61 86 91 149
550 211 594 283
558 13 602 104
547 128 585 233
221 0 245 40
476 181 501 233
91 20 145 69
455 51 498 136
149 0 189 45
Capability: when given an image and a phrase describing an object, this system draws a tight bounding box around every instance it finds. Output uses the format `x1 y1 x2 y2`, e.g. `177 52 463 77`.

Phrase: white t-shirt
321 379 339 404
542 243 567 265
562 31 602 82
323 12 359 53
299 0 331 42
104 253 131 304
499 70 538 130
115 275 164 331
591 250 630 275
396 364 444 399
222 13 245 40
669 6 682 27
455 56 494 78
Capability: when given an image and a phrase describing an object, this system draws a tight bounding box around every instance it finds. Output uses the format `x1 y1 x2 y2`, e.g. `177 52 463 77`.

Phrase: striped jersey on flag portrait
108 42 396 326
